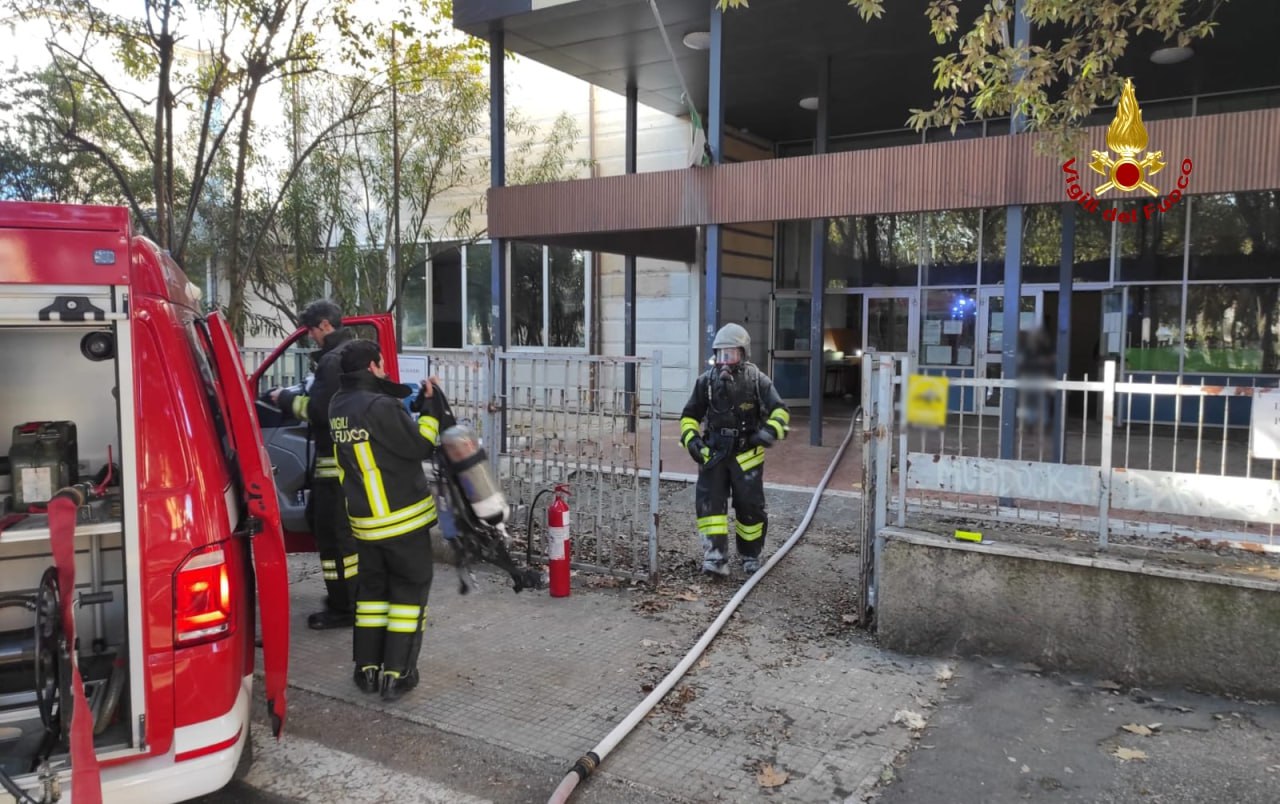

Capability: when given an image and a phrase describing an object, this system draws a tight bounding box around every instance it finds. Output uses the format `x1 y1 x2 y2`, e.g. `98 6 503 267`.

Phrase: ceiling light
799 97 819 111
682 31 710 50
1150 46 1193 65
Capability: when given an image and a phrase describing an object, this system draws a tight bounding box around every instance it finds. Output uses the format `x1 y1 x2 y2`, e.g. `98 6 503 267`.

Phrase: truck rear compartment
0 289 140 785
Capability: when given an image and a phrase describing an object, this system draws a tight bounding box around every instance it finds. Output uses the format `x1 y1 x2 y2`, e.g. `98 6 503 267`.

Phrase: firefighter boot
353 664 380 694
742 555 762 574
380 668 421 702
308 609 355 630
701 536 729 577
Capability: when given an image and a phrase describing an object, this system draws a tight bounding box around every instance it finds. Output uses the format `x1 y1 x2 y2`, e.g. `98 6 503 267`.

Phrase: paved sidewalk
278 546 941 803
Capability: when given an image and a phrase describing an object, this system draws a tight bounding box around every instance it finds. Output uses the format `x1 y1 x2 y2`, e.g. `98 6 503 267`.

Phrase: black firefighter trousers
353 524 434 677
695 445 768 561
309 478 360 613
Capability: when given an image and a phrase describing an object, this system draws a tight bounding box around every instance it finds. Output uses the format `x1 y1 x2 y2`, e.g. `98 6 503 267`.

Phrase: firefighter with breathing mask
680 323 790 577
329 340 444 701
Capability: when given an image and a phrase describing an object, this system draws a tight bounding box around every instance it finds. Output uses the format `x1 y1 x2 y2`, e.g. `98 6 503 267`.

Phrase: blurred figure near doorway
1018 323 1056 428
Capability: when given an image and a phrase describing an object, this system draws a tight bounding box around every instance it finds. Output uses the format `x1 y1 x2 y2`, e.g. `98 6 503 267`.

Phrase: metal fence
240 344 664 582
874 356 1280 550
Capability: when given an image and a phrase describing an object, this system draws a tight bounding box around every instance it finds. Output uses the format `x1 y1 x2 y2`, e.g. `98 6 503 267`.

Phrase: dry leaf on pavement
1121 724 1153 737
757 764 789 788
892 710 927 730
675 591 699 602
934 665 954 683
1112 747 1148 761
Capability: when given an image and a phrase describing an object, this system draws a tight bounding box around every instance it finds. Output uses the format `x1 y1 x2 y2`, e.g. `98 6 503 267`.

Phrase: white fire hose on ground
546 408 863 803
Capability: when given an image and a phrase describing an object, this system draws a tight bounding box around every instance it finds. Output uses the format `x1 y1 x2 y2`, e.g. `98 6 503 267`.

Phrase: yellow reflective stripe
418 415 440 444
316 456 338 467
736 521 765 540
342 560 358 579
736 447 765 471
769 408 790 425
349 496 436 529
767 419 785 439
386 603 423 634
697 515 729 535
353 510 438 540
291 395 309 419
314 466 341 479
342 554 359 567
680 417 700 434
355 601 388 628
353 442 390 517
682 430 697 447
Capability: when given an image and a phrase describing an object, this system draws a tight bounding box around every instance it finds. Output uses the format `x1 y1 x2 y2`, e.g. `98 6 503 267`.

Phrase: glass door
769 292 812 407
863 291 918 363
977 288 1042 414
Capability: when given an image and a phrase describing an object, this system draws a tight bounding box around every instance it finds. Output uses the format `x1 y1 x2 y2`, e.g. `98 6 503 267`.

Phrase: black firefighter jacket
680 362 791 461
328 370 443 540
277 327 359 481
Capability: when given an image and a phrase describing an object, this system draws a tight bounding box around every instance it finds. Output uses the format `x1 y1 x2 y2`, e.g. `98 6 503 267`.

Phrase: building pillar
489 28 508 450
625 81 639 433
999 0 1030 461
703 5 725 366
1053 202 1075 462
808 56 830 446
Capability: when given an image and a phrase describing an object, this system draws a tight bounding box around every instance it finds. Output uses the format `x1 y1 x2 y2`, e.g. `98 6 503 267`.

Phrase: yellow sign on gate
905 375 949 429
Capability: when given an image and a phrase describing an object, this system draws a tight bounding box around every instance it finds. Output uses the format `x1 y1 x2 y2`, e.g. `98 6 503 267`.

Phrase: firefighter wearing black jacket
270 299 361 630
329 340 442 701
681 323 790 577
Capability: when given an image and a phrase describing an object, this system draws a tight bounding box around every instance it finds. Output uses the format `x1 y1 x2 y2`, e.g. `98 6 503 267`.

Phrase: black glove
750 427 777 448
409 384 430 414
686 436 710 465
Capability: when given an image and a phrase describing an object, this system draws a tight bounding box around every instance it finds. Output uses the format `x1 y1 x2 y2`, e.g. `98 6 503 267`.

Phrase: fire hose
546 408 862 803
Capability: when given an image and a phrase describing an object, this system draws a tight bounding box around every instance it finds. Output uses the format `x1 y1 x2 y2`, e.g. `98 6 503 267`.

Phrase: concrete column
1053 202 1075 462
808 56 830 445
625 81 639 433
489 28 508 449
999 0 1030 460
703 5 725 366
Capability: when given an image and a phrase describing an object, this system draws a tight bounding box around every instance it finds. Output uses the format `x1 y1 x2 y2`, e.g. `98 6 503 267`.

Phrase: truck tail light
175 544 233 645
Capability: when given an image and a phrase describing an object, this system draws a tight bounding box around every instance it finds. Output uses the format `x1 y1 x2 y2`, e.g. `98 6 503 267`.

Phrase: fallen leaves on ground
1112 747 1148 761
1121 724 1153 737
934 664 954 683
757 764 789 788
1095 680 1124 691
674 591 700 602
892 709 927 730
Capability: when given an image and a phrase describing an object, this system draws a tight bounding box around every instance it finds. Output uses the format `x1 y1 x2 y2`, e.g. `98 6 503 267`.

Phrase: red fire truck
0 201 396 802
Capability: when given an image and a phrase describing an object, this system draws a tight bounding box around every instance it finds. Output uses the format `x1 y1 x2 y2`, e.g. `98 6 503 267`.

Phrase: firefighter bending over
329 340 443 701
680 323 790 577
269 299 360 630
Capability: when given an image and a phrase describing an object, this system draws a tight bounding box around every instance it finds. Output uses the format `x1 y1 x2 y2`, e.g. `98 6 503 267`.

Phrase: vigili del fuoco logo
1062 78 1192 223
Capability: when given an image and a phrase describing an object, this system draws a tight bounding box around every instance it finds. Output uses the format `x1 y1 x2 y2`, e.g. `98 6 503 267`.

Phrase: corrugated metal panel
488 108 1280 238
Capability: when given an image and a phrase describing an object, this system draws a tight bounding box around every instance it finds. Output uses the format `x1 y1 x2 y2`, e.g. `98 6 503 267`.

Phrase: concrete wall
878 527 1280 700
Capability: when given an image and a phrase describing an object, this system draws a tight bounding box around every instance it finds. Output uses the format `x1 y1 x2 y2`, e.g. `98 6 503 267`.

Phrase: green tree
717 0 1229 154
7 0 384 336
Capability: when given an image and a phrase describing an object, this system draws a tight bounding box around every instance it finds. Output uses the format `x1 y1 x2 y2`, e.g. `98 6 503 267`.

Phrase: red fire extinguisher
548 484 572 598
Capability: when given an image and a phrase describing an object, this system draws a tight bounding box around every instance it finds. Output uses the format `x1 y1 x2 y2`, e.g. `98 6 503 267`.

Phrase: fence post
649 351 663 584
483 347 499 481
1098 359 1116 549
873 354 894 612
896 355 910 527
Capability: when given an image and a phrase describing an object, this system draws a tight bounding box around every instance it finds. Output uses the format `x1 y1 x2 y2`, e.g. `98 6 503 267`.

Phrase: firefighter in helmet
329 340 444 701
269 299 360 630
680 323 790 576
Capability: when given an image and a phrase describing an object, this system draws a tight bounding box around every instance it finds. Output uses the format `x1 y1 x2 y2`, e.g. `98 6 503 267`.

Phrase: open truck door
202 311 292 736
247 315 399 552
